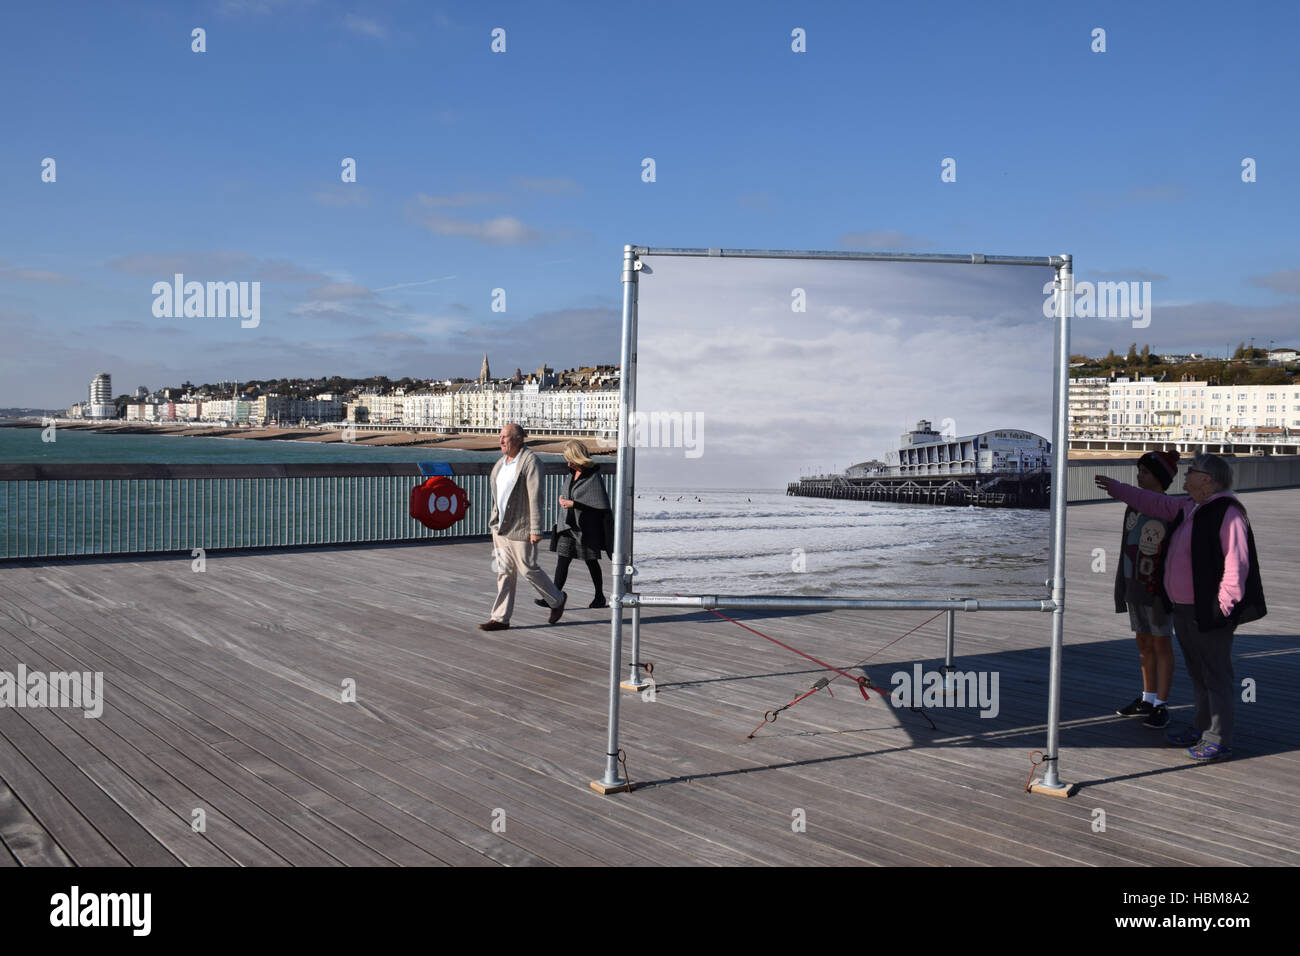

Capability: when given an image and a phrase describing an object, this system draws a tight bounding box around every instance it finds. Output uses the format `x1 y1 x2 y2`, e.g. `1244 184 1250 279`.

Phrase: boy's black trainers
1143 704 1170 728
1116 696 1153 717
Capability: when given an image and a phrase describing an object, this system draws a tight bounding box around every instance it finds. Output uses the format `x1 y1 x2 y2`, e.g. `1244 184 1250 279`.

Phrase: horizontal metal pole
633 247 1063 268
627 594 1056 612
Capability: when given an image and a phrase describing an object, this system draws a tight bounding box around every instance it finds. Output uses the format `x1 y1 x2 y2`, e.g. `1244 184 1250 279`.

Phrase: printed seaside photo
630 255 1058 597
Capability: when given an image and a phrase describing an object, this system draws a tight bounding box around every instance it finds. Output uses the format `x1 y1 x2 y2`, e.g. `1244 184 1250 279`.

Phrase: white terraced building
1069 376 1300 452
401 382 620 434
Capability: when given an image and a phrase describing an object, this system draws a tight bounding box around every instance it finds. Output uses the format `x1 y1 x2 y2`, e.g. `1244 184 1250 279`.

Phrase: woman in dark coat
538 440 614 608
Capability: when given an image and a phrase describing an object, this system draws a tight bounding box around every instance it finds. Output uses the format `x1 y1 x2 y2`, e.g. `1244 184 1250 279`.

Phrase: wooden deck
1 491 1297 867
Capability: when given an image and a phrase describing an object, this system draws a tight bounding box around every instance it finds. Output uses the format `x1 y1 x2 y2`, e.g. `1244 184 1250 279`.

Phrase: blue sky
2 0 1297 407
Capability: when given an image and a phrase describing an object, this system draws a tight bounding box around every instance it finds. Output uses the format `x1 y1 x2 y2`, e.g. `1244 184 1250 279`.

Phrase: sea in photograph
633 487 1050 599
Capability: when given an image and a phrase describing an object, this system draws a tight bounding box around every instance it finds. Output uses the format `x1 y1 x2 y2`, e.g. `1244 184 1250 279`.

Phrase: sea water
633 487 1050 598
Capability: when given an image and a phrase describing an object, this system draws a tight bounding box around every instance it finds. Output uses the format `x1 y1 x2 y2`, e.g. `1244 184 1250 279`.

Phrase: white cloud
106 251 327 284
304 283 374 300
374 275 456 293
0 260 80 285
839 230 930 251
513 176 580 195
415 213 542 245
1247 269 1300 295
412 191 506 208
344 14 387 39
313 186 371 208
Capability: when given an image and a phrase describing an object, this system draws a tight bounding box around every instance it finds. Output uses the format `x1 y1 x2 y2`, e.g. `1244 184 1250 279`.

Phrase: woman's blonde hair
563 439 595 470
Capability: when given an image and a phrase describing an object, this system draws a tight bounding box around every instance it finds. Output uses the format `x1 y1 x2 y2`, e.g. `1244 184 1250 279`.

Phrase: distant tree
1249 367 1291 385
1126 342 1139 364
1233 341 1248 360
1140 344 1152 365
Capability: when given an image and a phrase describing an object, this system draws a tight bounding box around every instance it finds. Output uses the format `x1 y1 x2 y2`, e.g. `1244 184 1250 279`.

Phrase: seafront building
135 401 200 422
254 394 343 426
398 367 619 434
1068 377 1300 449
886 420 1051 476
791 420 1052 508
86 372 115 420
1067 377 1109 440
346 390 406 424
104 359 621 434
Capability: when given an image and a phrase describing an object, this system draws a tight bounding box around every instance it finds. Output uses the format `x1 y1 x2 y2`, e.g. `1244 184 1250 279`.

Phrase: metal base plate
619 680 650 691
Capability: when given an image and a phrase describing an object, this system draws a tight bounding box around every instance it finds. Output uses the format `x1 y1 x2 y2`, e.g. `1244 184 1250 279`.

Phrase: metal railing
5 458 1293 559
1066 455 1300 502
0 462 615 560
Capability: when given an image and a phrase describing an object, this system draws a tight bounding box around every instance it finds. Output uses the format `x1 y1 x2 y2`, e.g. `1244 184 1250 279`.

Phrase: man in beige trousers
479 423 566 630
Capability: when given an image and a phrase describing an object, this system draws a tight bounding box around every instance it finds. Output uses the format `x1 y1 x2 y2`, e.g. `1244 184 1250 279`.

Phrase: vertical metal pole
941 605 957 696
944 608 956 671
1037 255 1073 793
593 245 638 792
624 266 647 690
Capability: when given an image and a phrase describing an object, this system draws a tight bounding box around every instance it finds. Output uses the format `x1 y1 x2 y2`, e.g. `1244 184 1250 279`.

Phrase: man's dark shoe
548 592 567 624
477 620 510 631
1143 704 1170 729
1116 696 1153 718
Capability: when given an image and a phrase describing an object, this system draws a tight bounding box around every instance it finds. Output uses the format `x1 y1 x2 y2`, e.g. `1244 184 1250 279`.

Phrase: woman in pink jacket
1095 453 1266 761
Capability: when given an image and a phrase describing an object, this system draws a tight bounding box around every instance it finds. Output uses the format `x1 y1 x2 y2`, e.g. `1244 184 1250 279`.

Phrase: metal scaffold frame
591 245 1075 798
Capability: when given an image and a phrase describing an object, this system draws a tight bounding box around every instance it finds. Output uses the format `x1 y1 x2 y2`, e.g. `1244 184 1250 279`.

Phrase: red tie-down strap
684 605 946 739
410 476 471 530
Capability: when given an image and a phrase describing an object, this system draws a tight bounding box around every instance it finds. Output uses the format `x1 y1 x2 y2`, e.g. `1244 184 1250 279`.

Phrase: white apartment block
1090 377 1300 445
1068 377 1109 440
255 394 343 425
346 391 405 424
124 402 201 422
198 399 251 423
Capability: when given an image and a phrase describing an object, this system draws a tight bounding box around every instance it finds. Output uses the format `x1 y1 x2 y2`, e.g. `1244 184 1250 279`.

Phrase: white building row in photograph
1070 377 1300 444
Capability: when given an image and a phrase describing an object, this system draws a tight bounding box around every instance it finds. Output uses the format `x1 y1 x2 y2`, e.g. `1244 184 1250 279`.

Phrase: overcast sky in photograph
633 256 1056 489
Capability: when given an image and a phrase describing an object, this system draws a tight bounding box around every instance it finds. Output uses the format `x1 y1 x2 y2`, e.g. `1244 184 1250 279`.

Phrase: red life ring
410 476 471 530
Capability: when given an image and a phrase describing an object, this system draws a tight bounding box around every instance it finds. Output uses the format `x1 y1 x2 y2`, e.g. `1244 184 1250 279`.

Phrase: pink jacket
1107 483 1250 617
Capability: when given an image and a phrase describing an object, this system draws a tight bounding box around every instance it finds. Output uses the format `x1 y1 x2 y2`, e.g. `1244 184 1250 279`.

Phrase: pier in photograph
788 420 1052 508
